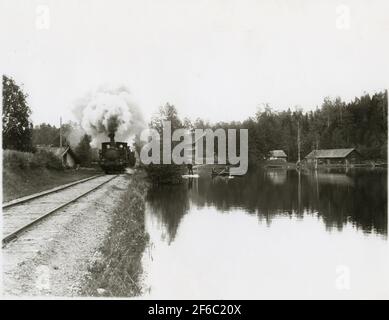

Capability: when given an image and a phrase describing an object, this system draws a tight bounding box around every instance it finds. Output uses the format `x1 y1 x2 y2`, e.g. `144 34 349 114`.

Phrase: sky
1 0 388 126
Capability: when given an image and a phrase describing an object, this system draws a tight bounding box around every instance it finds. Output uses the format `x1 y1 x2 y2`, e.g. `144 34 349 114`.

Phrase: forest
198 91 388 164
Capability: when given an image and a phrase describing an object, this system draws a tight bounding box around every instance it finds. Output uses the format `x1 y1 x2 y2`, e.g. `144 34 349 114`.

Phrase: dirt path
2 175 131 297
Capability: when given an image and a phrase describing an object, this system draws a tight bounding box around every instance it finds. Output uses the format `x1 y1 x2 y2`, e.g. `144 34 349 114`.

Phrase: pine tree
75 134 92 167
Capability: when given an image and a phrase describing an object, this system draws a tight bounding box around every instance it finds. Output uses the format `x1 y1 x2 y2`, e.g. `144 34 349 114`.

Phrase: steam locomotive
99 133 135 173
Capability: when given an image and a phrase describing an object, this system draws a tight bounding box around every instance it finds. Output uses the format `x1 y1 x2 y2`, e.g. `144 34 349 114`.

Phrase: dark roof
63 146 79 162
269 150 287 157
305 148 356 159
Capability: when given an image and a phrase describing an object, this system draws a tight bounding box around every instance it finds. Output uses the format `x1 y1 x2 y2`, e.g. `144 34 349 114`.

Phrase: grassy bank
2 149 101 202
82 172 149 297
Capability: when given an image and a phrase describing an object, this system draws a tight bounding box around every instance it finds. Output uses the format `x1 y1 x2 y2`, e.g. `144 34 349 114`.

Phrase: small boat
182 174 200 179
211 168 238 178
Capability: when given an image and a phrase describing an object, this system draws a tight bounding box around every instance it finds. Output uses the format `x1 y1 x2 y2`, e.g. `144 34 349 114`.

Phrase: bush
3 150 34 169
3 149 63 170
34 150 63 170
144 163 184 185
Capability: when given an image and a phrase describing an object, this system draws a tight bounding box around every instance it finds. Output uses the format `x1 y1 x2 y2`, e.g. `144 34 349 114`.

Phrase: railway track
2 174 118 246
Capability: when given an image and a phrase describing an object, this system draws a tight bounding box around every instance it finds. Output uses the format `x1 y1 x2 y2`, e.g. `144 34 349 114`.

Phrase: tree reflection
146 184 190 243
192 168 387 236
145 168 387 239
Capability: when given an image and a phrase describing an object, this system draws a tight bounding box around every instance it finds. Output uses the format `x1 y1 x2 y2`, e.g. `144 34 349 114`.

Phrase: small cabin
304 148 361 165
36 145 79 168
268 150 287 162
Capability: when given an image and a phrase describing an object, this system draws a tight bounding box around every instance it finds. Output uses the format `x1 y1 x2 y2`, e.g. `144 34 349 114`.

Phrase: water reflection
143 168 388 298
146 185 190 244
266 169 287 185
146 168 387 242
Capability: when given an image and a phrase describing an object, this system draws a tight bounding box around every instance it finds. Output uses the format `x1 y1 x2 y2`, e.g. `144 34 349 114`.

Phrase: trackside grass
82 171 149 297
2 150 100 202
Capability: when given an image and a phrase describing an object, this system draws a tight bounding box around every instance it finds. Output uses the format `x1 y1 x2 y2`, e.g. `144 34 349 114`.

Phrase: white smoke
73 85 145 147
63 121 85 149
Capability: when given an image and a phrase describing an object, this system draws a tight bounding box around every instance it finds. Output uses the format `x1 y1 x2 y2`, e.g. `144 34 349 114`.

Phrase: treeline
32 122 71 147
194 91 387 164
32 123 94 167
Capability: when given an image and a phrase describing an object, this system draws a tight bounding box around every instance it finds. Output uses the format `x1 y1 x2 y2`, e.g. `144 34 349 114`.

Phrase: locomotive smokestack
109 133 115 144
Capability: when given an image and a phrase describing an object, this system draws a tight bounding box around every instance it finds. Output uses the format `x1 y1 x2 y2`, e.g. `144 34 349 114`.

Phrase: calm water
141 168 388 299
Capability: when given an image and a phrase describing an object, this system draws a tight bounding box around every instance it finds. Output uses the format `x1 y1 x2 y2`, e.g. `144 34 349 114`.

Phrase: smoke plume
62 121 85 149
73 85 145 147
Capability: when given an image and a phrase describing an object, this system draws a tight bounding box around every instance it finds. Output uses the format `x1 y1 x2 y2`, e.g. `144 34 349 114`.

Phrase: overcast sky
1 0 388 126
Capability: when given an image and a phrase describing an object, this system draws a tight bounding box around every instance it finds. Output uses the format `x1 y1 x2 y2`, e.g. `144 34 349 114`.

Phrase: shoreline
263 163 387 169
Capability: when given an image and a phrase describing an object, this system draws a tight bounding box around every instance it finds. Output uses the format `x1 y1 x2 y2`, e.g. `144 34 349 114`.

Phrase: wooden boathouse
268 150 287 162
304 148 361 166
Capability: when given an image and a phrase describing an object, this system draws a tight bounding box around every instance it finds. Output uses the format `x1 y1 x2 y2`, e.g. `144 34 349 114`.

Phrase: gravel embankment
81 173 149 297
2 174 131 297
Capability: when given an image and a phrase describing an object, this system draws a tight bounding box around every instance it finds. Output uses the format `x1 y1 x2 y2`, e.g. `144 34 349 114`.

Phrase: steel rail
2 175 119 246
2 174 104 209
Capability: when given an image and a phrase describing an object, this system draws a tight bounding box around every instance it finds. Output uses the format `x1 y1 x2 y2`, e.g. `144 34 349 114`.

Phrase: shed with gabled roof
268 150 287 162
305 148 361 165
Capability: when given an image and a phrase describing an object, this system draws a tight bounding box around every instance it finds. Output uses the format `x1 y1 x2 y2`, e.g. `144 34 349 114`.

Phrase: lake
141 168 388 299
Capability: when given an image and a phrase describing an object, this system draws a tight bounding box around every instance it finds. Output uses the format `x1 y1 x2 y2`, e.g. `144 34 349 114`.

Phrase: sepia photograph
1 0 388 305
